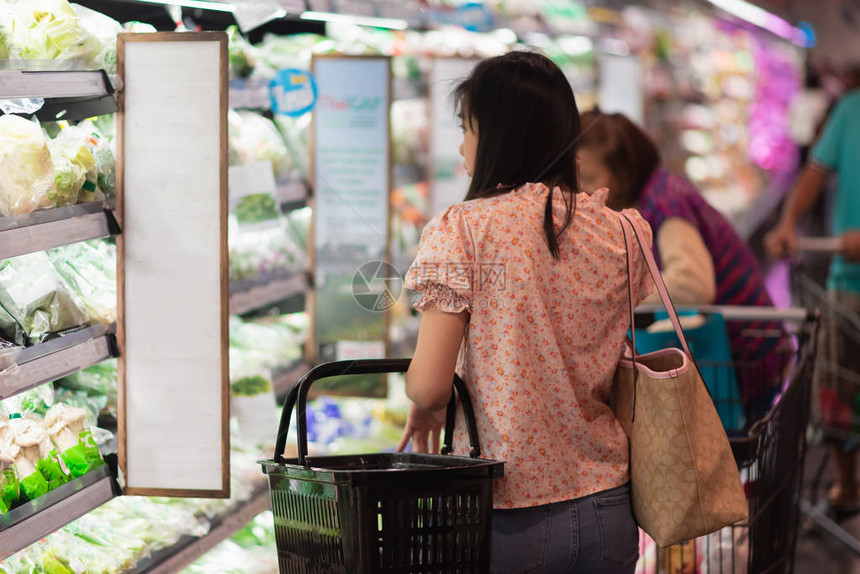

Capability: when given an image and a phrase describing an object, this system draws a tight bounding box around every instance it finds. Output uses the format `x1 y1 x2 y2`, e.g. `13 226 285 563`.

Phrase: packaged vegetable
0 252 89 345
48 240 117 325
0 384 55 418
229 110 294 181
0 446 18 513
0 115 56 217
4 0 100 65
71 3 122 75
45 403 104 478
5 414 68 500
47 126 97 206
55 359 117 419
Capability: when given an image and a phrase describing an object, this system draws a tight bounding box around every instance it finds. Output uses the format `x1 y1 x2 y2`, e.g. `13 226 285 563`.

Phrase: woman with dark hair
577 110 787 420
397 52 654 573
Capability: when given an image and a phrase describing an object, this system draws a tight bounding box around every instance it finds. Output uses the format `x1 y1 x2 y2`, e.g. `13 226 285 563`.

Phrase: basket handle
273 358 483 465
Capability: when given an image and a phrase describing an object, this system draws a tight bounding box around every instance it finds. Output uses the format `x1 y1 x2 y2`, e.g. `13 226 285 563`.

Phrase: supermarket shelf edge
137 482 270 574
0 69 117 123
0 324 118 401
0 203 116 260
0 465 119 561
229 272 308 316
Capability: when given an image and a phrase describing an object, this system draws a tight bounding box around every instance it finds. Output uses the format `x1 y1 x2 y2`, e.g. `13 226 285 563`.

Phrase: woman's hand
397 402 447 454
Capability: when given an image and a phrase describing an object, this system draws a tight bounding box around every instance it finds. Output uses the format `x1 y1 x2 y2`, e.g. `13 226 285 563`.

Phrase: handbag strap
617 212 695 360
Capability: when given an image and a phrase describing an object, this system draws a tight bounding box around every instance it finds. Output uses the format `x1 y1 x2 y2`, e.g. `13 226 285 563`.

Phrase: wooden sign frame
116 32 230 498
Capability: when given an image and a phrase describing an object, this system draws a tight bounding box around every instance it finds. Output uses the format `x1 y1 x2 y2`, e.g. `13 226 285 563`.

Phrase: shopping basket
631 306 818 574
259 358 504 574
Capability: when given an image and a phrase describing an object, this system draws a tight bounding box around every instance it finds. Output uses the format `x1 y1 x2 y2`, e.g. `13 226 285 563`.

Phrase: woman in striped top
577 110 788 422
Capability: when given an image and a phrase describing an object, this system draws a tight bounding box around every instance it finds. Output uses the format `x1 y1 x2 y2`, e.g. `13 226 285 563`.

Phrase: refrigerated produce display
0 0 817 571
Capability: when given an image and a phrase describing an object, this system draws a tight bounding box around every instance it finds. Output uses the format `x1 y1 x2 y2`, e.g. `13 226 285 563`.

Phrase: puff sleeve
405 205 475 313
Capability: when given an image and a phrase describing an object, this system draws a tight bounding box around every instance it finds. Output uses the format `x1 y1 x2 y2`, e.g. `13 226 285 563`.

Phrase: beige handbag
610 212 748 547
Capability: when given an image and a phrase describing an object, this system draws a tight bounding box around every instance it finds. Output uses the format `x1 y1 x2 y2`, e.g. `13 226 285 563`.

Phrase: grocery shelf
0 324 118 401
272 359 311 398
0 465 120 561
0 69 117 122
229 271 308 316
133 482 270 574
0 202 118 261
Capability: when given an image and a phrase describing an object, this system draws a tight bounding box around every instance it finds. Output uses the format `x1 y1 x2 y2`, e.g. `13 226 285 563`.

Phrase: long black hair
453 51 580 258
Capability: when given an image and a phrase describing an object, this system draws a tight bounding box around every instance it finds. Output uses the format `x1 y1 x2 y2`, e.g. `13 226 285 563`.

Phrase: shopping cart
259 358 504 574
632 305 818 574
790 250 860 557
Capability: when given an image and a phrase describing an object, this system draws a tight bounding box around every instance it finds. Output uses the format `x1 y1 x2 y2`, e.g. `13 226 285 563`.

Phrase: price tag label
270 69 317 117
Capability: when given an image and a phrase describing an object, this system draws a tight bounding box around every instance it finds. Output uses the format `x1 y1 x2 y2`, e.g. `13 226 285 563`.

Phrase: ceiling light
705 0 809 46
299 11 408 30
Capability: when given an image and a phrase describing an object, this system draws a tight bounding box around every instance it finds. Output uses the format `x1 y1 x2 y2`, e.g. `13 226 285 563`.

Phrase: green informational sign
311 56 393 397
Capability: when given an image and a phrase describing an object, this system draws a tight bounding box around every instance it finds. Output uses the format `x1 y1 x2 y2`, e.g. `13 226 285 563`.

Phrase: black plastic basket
259 358 504 574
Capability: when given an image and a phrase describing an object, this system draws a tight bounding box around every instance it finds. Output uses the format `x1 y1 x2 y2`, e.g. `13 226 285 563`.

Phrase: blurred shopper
789 64 832 165
398 52 654 573
765 81 860 518
577 110 788 420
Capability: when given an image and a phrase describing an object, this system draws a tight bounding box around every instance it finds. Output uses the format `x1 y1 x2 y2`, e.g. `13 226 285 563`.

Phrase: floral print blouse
405 183 655 509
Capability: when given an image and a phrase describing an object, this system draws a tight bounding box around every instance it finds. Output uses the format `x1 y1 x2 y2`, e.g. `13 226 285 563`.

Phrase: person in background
397 51 655 573
765 76 860 519
577 110 788 421
789 64 832 165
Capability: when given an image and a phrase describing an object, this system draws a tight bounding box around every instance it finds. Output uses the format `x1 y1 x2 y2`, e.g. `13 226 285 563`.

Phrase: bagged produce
45 403 104 478
3 0 100 64
48 240 117 325
0 446 18 513
0 252 89 345
47 125 97 206
55 359 117 419
0 115 56 217
5 414 69 500
229 110 294 181
71 3 122 75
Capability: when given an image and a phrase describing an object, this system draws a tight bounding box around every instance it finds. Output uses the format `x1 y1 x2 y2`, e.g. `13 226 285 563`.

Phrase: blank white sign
598 54 644 126
118 33 228 496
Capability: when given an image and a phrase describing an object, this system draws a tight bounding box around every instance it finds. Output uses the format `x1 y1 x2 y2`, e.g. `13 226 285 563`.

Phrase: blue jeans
491 483 638 574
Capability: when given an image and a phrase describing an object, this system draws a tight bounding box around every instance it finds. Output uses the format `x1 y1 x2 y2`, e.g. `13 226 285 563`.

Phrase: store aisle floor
795 444 860 572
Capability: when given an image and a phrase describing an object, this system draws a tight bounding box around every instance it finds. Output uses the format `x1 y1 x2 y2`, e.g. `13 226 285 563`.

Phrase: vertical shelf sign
597 54 644 126
429 57 480 217
310 55 393 397
117 32 230 497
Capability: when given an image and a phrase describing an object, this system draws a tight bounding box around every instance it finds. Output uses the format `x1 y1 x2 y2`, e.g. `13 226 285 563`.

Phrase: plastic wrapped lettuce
0 115 56 217
0 252 89 345
229 110 294 181
4 0 100 64
71 3 122 75
48 126 97 206
48 240 116 324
